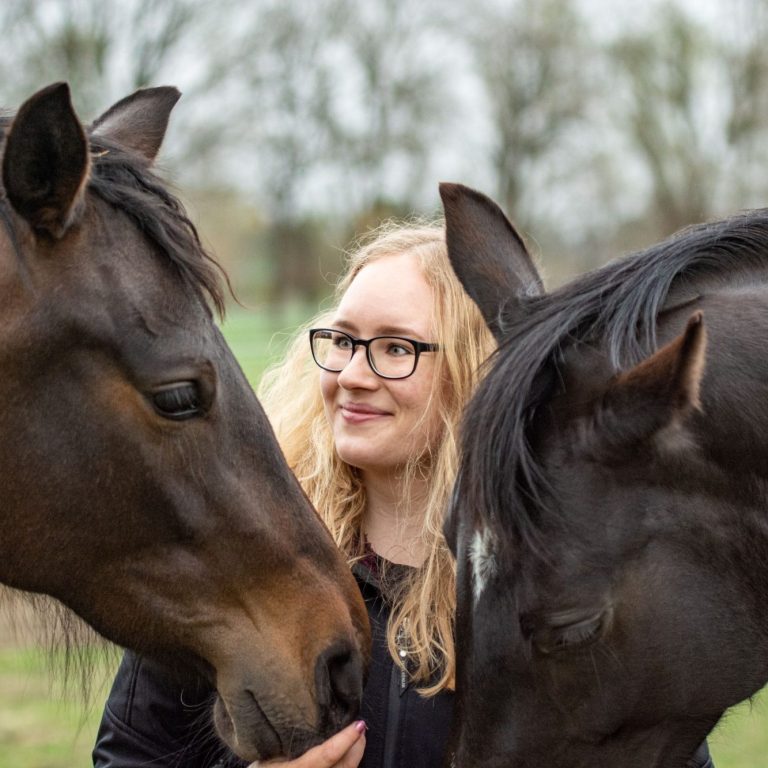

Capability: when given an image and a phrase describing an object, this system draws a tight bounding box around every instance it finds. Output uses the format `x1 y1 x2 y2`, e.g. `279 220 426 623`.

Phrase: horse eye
546 616 603 652
151 382 203 420
523 606 611 655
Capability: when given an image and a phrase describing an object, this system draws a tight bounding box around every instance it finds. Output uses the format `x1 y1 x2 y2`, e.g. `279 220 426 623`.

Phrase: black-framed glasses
309 328 439 380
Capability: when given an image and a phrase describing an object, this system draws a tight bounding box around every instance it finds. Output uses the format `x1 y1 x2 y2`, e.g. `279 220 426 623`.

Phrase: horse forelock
87 134 229 318
461 210 768 561
0 113 229 318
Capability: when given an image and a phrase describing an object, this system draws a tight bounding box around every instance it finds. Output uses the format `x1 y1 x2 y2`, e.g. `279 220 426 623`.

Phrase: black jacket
93 561 714 768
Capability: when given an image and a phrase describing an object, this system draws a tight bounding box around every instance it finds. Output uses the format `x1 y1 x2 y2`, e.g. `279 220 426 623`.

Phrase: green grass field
0 647 113 768
1 306 767 766
218 303 312 385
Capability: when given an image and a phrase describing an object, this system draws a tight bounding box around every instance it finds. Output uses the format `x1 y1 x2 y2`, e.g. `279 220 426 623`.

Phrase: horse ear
440 182 543 341
91 86 181 164
3 82 89 238
598 312 707 450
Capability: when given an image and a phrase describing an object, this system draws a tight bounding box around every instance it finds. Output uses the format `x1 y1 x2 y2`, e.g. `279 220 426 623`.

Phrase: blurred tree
609 3 718 234
330 0 449 214
721 0 768 209
6 0 768 304
454 0 589 225
0 0 217 116
214 0 350 303
219 0 450 303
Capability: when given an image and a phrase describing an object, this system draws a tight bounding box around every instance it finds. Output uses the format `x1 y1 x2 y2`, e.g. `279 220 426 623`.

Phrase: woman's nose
337 347 377 389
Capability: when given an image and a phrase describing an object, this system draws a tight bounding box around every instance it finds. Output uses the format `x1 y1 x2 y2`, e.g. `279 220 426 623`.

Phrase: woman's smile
340 402 391 424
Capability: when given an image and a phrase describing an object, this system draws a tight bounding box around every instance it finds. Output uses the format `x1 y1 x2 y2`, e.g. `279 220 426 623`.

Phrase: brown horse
441 182 768 767
0 83 369 762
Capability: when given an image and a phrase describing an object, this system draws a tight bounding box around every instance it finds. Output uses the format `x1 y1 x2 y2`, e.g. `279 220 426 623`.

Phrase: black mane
459 210 768 555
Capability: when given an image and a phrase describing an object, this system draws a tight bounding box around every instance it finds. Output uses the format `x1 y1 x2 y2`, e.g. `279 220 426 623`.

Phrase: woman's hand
248 720 367 768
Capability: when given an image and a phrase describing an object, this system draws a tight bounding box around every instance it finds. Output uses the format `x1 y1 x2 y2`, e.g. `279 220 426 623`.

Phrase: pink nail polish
355 720 367 733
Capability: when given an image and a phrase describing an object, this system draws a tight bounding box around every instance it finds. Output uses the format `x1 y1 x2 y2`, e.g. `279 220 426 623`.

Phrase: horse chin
212 692 320 762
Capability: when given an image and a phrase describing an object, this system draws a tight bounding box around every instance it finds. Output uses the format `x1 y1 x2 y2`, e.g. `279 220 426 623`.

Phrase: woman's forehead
334 255 434 335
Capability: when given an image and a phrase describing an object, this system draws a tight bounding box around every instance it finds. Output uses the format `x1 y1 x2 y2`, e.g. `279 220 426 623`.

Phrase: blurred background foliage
3 0 768 300
2 0 768 765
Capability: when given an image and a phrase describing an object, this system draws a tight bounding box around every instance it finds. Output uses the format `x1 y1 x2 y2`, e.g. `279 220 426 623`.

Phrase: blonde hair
258 220 495 695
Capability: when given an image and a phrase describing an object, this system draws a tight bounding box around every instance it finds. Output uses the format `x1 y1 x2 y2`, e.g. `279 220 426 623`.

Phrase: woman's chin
337 450 395 475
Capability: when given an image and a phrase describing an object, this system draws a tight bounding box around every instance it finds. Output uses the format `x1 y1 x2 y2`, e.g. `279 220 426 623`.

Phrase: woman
93 221 495 768
255 222 496 767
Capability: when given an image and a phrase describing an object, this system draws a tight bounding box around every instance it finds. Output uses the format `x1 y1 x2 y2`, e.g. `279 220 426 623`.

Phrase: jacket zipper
381 660 402 768
382 625 410 768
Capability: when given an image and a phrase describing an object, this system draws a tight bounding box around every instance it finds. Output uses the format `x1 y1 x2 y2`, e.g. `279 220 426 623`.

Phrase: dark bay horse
441 182 768 768
0 83 369 762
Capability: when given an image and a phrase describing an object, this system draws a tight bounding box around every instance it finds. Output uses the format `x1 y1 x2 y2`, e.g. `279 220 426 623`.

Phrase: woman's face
320 253 441 478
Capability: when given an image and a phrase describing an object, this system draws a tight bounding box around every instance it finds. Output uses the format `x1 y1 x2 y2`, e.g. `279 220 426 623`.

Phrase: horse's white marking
469 526 497 602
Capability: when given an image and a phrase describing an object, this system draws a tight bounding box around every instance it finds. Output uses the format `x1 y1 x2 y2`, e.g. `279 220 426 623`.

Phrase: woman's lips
340 403 390 423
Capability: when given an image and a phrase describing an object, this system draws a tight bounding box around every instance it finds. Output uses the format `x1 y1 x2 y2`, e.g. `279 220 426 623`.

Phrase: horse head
0 83 370 762
442 182 768 767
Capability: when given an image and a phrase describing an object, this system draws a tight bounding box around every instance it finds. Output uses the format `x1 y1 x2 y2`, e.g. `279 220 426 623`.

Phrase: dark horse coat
93 561 713 768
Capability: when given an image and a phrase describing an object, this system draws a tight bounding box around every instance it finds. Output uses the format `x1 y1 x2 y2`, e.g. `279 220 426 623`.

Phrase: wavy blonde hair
258 220 495 695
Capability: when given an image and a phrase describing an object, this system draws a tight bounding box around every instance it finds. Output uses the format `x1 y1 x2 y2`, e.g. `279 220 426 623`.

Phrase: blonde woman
93 222 495 768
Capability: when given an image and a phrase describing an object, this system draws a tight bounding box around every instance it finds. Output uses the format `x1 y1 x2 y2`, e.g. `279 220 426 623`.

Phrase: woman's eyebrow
330 318 357 332
331 318 425 337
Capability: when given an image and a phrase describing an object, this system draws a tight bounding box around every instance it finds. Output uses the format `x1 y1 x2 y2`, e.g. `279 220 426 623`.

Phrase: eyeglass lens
312 330 418 378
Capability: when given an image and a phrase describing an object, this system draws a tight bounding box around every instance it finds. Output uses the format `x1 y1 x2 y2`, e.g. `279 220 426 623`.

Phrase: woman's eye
152 382 203 420
387 343 412 356
333 335 352 350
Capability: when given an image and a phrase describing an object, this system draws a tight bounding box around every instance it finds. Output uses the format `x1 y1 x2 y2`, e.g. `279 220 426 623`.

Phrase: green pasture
1 306 767 766
0 647 113 768
218 302 313 385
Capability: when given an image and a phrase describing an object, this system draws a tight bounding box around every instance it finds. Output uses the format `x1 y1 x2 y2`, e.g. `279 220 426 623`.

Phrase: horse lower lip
246 691 283 758
214 692 283 761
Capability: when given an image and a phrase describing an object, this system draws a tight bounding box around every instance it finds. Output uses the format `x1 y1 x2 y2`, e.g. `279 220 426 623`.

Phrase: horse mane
0 114 228 318
459 210 768 557
87 134 229 318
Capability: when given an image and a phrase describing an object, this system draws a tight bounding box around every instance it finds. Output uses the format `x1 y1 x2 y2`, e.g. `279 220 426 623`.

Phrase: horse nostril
315 641 364 732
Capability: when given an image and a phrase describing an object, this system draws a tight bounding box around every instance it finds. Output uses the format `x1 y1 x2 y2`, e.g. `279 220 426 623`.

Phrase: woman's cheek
319 371 337 413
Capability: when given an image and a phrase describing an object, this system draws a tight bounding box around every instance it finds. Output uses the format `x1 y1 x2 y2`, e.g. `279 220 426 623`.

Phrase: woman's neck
362 470 429 567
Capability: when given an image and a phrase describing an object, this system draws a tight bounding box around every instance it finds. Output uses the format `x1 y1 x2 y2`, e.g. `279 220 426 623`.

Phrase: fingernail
355 720 367 733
